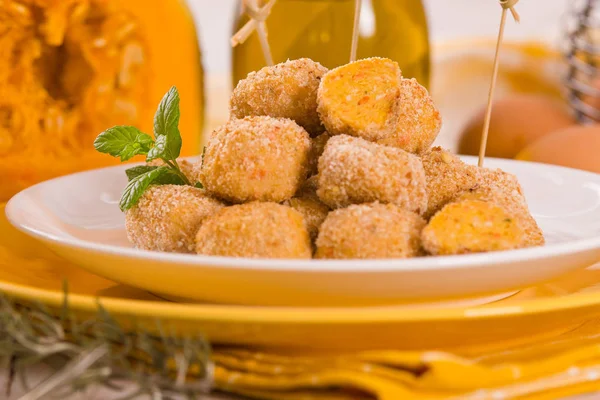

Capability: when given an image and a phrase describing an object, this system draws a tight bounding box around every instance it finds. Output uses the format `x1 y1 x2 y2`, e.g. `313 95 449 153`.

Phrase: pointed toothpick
478 0 520 167
231 0 276 66
350 0 362 62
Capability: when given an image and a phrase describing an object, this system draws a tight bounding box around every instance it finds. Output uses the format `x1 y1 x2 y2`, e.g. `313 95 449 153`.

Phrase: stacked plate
3 40 600 352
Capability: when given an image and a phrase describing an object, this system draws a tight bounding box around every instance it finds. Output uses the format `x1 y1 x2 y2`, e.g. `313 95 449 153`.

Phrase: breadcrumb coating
307 132 331 176
125 185 224 253
376 78 442 153
421 147 478 218
317 134 428 214
195 202 312 259
315 202 426 259
199 116 311 203
230 58 328 136
283 196 329 242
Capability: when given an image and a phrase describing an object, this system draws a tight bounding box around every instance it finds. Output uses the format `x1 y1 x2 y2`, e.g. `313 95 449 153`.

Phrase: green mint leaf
149 86 182 161
125 165 187 185
157 170 188 185
119 166 170 211
94 126 154 161
154 86 180 137
194 181 204 189
146 134 176 162
125 165 158 181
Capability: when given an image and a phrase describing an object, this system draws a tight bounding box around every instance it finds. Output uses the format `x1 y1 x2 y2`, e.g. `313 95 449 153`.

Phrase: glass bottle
232 0 430 87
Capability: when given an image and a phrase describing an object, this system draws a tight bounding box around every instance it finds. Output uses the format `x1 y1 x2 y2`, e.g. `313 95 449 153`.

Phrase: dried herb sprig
0 286 214 400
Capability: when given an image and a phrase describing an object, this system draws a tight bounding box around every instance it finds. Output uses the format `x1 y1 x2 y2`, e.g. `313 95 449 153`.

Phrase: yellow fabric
210 345 600 399
3 201 600 399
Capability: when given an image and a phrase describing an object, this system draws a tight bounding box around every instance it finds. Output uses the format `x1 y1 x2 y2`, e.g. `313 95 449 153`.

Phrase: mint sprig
120 167 172 211
93 86 202 211
124 165 187 186
93 126 154 162
149 86 182 162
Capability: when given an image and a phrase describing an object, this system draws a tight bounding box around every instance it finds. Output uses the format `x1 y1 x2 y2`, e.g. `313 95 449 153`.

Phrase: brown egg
458 95 575 159
516 124 600 173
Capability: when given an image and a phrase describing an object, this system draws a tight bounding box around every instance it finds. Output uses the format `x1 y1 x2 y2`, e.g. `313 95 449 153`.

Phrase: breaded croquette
376 78 442 153
126 185 224 253
421 199 525 255
285 173 329 242
317 134 428 214
199 116 311 203
455 168 545 247
123 57 544 260
284 196 329 242
317 57 402 143
317 58 441 153
421 147 478 218
315 202 426 259
307 132 331 176
230 58 328 136
195 202 312 259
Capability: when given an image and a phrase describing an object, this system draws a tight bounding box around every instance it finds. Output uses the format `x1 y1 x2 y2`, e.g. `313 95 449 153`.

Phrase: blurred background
2 0 598 202
192 1 569 75
192 0 571 135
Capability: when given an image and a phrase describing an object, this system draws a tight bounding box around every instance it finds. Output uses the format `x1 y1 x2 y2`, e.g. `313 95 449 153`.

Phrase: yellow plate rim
3 277 600 324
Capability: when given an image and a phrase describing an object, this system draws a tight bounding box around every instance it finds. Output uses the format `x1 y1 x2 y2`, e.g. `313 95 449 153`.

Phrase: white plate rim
6 157 600 273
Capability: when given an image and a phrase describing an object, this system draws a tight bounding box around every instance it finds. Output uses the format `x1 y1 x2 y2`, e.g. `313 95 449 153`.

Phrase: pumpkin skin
0 0 203 201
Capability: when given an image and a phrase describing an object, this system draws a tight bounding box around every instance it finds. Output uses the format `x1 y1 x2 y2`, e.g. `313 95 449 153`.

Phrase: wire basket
564 0 600 123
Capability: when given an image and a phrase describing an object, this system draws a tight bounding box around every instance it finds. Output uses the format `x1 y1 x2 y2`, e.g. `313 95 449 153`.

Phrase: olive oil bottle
232 0 430 87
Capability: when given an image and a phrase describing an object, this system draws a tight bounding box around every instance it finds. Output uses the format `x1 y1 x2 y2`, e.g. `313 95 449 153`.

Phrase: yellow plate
3 201 600 352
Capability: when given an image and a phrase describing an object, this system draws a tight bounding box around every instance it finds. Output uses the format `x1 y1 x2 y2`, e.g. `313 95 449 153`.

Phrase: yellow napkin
211 337 600 399
3 201 600 399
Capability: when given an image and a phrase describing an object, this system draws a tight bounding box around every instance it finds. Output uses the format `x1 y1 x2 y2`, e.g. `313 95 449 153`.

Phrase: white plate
6 157 600 306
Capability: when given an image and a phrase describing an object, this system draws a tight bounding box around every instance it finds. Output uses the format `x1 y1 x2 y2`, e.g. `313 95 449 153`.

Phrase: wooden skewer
231 0 276 66
350 0 362 62
478 0 520 167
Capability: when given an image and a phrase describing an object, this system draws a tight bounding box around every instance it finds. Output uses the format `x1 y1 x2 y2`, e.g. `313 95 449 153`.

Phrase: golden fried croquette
455 168 545 247
376 78 442 153
195 202 312 259
317 58 441 153
284 195 329 241
285 172 330 242
317 134 428 213
421 200 525 255
199 116 311 203
230 58 328 136
307 132 330 176
421 147 478 218
125 185 224 253
317 57 402 143
315 203 426 259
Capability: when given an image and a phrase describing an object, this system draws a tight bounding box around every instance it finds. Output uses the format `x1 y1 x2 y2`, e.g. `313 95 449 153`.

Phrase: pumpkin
0 0 204 200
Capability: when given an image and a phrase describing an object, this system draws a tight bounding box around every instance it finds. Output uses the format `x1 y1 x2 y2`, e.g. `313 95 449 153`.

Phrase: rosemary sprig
0 287 213 400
